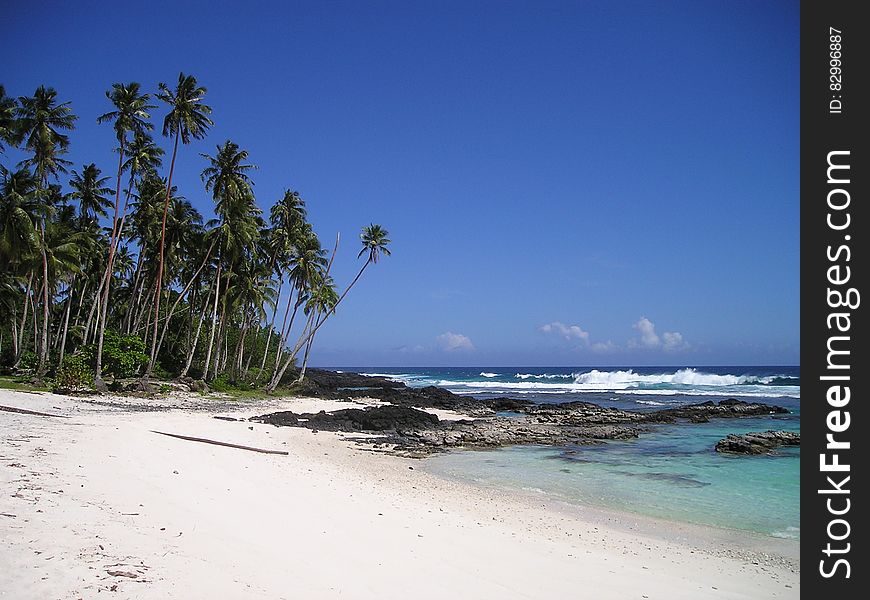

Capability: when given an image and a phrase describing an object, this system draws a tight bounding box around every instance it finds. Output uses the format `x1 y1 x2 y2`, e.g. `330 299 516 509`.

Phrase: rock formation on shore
249 370 793 456
714 430 800 455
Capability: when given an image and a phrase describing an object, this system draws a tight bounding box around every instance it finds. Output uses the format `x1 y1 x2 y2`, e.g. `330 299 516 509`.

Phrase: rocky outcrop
646 399 789 423
253 405 439 432
251 404 645 456
256 370 793 456
715 430 800 454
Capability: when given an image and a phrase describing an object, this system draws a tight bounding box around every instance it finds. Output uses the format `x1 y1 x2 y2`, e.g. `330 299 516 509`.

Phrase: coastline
1 388 798 599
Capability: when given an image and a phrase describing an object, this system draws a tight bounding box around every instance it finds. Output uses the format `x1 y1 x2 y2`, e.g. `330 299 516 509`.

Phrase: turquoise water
425 416 799 538
347 366 800 539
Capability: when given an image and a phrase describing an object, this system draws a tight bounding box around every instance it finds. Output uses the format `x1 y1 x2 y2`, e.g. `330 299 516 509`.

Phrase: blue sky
2 0 799 367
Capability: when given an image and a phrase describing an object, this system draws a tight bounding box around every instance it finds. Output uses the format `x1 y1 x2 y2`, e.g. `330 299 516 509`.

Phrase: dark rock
649 399 788 422
259 369 792 456
254 411 299 426
126 378 156 393
252 405 438 432
93 376 109 393
715 430 800 454
486 397 535 412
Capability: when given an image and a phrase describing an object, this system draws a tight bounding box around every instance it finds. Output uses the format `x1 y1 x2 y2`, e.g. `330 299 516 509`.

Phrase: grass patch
0 376 51 392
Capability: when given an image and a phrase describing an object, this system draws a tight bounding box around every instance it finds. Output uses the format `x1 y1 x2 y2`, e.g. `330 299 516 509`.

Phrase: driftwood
0 404 69 418
150 430 289 455
106 570 139 578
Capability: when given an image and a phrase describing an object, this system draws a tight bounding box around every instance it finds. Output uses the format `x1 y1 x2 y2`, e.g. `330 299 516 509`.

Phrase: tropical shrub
54 354 94 392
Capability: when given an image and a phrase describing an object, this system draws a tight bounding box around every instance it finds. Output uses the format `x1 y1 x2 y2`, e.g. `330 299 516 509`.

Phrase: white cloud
436 332 475 351
591 340 618 353
632 317 660 348
662 331 688 352
539 321 590 343
396 344 427 354
629 317 688 352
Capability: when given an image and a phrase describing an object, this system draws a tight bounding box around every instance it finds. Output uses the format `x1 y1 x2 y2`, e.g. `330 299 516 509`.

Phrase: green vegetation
0 77 390 392
0 375 50 392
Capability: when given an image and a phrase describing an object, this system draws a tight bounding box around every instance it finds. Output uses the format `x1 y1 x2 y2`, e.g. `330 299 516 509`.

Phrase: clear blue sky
2 0 799 367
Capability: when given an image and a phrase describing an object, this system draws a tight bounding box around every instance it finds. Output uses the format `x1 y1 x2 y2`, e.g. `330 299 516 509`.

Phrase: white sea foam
634 400 667 406
425 372 800 398
514 373 574 379
360 369 799 398
770 526 800 539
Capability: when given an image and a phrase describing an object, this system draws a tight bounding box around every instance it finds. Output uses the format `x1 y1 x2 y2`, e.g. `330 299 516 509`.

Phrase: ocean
348 366 800 539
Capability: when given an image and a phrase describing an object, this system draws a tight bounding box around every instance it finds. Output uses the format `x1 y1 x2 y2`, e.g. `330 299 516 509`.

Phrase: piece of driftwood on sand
150 430 289 455
0 404 69 418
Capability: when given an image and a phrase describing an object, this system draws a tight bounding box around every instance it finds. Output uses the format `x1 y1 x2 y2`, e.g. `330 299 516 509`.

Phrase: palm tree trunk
125 247 146 333
181 276 216 378
232 312 250 379
153 238 216 366
297 324 316 383
268 310 316 390
30 288 39 357
15 272 33 362
267 260 369 392
36 219 51 380
243 340 254 376
132 275 157 338
146 129 181 379
82 269 108 345
53 275 75 351
94 139 126 388
58 280 74 368
202 260 222 381
8 304 19 358
273 288 298 371
256 277 282 381
218 306 229 374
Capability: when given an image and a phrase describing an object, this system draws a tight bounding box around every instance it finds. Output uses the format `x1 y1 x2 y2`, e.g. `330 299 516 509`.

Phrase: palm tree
151 198 212 368
0 166 41 266
41 220 90 367
201 140 257 217
15 86 77 379
1 166 41 363
0 85 19 152
296 275 338 381
97 82 154 235
197 141 258 380
146 73 212 381
93 83 155 388
266 224 390 390
270 227 326 376
255 191 308 380
69 163 112 223
16 87 76 184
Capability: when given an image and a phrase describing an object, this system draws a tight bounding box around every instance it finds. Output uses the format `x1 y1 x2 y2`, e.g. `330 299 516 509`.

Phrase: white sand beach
1 389 798 599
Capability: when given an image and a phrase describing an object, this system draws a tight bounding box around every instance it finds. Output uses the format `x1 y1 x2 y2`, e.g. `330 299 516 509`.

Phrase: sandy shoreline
1 389 798 599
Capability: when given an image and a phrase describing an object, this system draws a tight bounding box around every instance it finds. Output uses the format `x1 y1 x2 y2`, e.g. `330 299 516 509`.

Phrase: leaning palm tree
296 275 339 382
269 227 326 376
15 86 77 379
266 224 390 390
145 73 212 381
